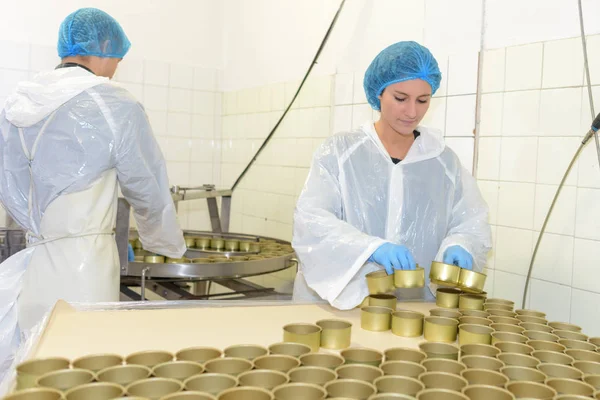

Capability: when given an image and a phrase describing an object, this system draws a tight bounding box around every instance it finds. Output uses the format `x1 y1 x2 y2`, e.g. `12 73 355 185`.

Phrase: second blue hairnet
364 41 442 111
58 8 131 59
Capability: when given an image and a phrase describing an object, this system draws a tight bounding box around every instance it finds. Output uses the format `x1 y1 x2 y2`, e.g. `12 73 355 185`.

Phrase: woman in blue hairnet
292 41 492 309
0 8 185 371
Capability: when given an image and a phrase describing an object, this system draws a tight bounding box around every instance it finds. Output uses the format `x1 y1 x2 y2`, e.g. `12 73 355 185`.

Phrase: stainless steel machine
116 185 297 301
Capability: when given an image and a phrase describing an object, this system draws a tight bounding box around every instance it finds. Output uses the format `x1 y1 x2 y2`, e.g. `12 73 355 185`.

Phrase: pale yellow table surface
32 301 438 360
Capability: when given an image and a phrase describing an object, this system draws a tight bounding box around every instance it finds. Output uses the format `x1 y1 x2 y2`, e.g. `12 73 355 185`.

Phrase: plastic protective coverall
0 67 186 373
292 122 492 310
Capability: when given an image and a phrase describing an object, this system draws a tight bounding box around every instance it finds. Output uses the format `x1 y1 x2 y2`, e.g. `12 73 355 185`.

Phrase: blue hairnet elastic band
373 77 435 109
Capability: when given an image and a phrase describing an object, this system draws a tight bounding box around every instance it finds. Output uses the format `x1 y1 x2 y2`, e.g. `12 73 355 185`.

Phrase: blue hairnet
364 41 442 111
58 8 131 59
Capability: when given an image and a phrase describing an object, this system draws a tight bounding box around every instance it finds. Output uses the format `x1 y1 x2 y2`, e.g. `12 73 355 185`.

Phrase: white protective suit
0 67 186 370
292 122 492 310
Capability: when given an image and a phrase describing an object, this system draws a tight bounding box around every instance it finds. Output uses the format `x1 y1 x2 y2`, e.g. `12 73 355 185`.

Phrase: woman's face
378 79 432 135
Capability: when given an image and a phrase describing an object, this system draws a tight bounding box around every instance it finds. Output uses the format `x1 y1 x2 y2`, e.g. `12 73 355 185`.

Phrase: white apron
0 111 120 371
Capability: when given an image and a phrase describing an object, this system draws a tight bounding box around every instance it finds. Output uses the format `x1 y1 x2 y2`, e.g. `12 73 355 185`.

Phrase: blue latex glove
443 245 473 270
368 243 416 274
128 243 135 262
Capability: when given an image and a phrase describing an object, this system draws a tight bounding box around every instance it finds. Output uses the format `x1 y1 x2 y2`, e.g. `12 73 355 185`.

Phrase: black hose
231 0 347 191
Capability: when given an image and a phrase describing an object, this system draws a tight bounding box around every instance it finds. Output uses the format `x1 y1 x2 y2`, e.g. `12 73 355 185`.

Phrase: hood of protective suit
3 67 108 128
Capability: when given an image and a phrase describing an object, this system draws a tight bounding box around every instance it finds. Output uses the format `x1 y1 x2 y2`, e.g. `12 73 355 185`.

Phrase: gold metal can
526 340 566 353
494 341 534 355
457 269 487 293
271 383 326 400
458 324 493 346
166 257 190 264
436 288 462 308
125 350 174 367
249 243 261 253
506 381 556 399
195 237 211 250
391 310 424 337
458 294 485 310
538 363 583 380
384 347 427 364
324 379 376 399
421 358 466 375
360 306 393 332
368 294 397 311
253 355 300 373
419 342 460 361
16 357 71 390
144 254 165 264
184 237 197 248
419 371 468 392
459 316 492 326
283 323 322 352
460 343 500 358
460 309 489 319
183 373 238 395
394 266 425 288
216 387 274 400
430 308 461 320
203 357 254 376
96 365 152 386
340 348 384 367
210 238 225 250
417 389 469 400
546 378 595 397
238 241 252 252
373 376 424 397
334 364 383 383
365 270 394 294
491 323 525 335
559 339 596 352
223 344 268 361
554 330 589 342
298 353 344 370
488 309 517 318
36 369 95 392
496 353 539 369
491 332 528 345
500 365 547 383
64 382 126 400
430 262 461 286
287 366 336 386
152 361 205 381
460 355 504 372
516 314 547 324
461 385 514 400
424 316 459 343
461 368 508 387
224 240 239 252
565 349 600 363
379 360 425 379
72 353 123 373
315 319 352 350
531 350 574 365
485 298 515 308
524 330 560 343
3 388 63 400
267 342 311 358
515 308 546 317
176 347 222 364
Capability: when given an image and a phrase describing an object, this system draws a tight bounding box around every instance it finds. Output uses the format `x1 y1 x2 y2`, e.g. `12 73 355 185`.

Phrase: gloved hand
128 243 135 262
368 243 416 274
443 245 473 270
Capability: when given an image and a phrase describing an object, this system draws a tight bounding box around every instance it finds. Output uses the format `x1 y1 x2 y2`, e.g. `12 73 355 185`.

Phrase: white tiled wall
0 40 221 231
477 34 600 334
